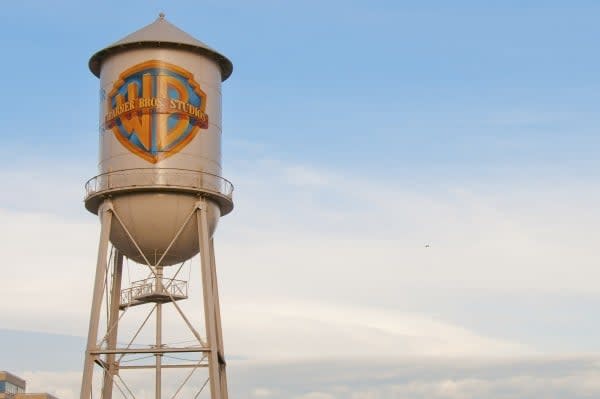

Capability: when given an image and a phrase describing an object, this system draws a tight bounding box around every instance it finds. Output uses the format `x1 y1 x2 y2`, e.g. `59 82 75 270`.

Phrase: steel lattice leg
81 201 113 399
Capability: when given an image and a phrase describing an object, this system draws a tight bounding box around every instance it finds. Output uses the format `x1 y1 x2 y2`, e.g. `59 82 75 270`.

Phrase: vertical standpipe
81 15 234 399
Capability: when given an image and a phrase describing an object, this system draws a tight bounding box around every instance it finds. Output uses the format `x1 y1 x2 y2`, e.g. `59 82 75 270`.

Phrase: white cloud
224 300 531 359
2 159 600 362
0 204 532 360
20 371 81 399
221 160 600 297
17 356 600 399
293 393 336 399
252 387 276 398
0 208 98 334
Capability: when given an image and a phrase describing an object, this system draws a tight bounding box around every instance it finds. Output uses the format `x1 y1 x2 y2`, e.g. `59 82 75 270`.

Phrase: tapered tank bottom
107 192 220 266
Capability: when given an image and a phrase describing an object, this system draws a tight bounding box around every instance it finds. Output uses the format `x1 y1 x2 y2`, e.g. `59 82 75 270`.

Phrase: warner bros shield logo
104 60 209 163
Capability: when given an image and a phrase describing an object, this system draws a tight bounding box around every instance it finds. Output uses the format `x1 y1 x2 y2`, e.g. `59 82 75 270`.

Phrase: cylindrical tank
85 15 234 266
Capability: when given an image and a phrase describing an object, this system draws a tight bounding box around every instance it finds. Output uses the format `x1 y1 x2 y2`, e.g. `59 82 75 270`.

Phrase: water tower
81 14 233 399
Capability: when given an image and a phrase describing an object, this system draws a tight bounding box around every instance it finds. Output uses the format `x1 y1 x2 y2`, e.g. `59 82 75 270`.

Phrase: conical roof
89 13 233 81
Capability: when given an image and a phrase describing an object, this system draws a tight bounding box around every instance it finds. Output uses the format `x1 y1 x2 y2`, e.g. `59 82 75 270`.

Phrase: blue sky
1 1 600 398
2 1 599 172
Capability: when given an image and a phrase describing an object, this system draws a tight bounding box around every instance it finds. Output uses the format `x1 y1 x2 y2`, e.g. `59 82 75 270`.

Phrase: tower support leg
210 238 229 398
197 200 228 399
81 201 113 399
102 250 123 399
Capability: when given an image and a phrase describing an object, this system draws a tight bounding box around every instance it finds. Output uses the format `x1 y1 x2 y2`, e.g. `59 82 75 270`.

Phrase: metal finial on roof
159 12 165 19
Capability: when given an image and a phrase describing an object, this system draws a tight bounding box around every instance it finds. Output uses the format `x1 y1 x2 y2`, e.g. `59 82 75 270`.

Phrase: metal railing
121 277 188 307
85 168 234 199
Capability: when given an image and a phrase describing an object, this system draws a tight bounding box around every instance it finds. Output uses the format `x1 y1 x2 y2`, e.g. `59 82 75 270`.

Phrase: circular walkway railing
84 168 234 213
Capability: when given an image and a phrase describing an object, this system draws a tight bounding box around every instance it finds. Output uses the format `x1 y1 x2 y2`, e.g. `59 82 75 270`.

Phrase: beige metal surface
81 199 229 399
82 15 233 399
109 191 220 265
89 14 233 80
87 15 233 266
84 169 232 265
120 276 188 308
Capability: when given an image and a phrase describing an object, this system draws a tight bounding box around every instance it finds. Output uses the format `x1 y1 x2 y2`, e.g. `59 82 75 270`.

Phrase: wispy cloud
16 356 600 399
2 158 600 399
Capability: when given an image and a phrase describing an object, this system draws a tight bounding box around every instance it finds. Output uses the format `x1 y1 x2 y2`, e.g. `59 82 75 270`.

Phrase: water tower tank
84 14 234 266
